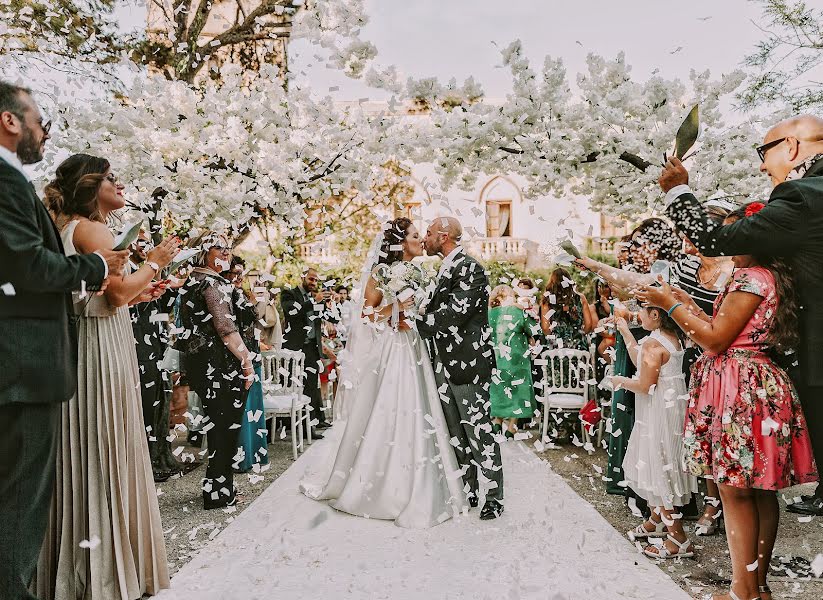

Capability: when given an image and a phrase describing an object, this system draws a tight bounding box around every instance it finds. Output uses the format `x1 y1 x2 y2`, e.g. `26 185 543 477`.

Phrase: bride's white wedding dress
300 307 467 529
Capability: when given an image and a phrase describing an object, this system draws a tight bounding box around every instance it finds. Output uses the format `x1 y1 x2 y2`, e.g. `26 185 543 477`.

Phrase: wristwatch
146 261 160 274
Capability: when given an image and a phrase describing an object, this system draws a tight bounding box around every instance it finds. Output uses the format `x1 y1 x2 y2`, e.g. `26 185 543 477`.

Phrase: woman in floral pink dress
637 202 817 600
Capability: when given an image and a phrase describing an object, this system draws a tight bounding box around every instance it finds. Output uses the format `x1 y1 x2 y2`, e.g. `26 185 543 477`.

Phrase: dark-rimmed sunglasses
756 137 787 163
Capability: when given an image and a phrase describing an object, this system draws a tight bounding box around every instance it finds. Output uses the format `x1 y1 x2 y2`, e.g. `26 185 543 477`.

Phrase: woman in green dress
489 285 539 438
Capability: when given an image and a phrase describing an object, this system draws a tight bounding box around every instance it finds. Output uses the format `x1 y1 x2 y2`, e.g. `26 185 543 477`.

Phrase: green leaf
674 105 699 159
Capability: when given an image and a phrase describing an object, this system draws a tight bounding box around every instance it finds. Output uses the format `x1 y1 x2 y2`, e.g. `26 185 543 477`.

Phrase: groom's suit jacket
0 157 107 405
417 248 495 386
666 157 823 387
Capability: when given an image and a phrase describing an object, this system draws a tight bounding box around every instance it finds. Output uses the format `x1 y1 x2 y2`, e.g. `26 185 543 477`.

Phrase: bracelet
666 302 683 317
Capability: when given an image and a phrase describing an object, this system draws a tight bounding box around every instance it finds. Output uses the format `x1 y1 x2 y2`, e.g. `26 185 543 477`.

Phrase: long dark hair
44 153 110 226
542 267 581 321
727 204 799 352
378 217 413 265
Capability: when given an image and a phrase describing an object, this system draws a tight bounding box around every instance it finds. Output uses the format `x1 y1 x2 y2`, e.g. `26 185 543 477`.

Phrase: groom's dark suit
417 247 503 503
0 156 106 599
666 156 823 499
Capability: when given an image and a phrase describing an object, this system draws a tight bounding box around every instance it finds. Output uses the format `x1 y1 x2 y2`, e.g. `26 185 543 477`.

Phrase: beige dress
36 220 169 599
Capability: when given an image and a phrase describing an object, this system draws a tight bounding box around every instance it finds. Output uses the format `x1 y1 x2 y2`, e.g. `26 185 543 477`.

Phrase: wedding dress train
301 324 467 529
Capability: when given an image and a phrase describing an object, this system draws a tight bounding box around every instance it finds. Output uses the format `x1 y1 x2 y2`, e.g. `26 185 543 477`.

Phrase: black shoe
786 495 823 516
469 495 479 508
680 494 700 521
316 421 332 430
153 471 171 483
311 431 324 440
480 500 504 520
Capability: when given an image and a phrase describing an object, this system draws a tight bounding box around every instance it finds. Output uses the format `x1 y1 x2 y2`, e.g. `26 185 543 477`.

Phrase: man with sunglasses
0 80 129 599
659 114 823 517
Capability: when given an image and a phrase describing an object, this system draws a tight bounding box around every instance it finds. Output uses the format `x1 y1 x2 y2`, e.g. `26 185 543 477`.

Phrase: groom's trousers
432 362 504 503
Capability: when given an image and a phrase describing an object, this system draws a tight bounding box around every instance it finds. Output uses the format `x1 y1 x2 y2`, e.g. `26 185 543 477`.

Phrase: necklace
697 260 725 288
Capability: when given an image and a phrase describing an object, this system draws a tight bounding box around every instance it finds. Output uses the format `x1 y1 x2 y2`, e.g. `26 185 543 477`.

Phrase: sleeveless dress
300 297 468 529
36 220 169 599
622 330 698 509
684 267 818 490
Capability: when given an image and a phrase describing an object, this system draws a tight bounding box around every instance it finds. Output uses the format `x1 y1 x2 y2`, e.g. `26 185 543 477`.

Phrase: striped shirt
671 255 723 315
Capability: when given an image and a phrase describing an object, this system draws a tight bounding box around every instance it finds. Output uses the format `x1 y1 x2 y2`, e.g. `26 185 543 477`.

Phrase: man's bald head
760 114 823 186
424 216 463 257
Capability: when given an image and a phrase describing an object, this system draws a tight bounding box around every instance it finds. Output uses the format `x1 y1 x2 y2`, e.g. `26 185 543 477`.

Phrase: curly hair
377 217 413 265
43 153 110 226
727 204 799 353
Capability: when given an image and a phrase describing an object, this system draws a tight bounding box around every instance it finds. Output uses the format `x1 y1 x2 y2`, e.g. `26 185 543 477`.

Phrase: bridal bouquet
373 261 430 309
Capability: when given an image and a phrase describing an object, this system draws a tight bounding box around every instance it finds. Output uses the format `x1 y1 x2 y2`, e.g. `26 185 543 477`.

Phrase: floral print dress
684 267 818 490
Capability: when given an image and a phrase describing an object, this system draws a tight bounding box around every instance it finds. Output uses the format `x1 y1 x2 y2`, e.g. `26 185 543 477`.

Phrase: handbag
579 398 602 431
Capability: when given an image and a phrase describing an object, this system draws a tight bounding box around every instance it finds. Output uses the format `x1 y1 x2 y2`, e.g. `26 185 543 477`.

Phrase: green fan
560 240 582 259
112 220 144 251
674 105 699 160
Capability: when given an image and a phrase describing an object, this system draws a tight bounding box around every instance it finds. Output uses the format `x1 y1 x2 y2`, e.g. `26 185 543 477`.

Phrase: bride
300 217 467 528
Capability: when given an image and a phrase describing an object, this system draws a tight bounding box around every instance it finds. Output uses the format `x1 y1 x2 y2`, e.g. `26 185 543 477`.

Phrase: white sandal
627 518 666 541
643 534 694 559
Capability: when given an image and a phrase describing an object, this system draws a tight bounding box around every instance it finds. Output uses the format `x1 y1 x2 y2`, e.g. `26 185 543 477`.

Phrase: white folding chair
539 348 595 445
261 349 312 460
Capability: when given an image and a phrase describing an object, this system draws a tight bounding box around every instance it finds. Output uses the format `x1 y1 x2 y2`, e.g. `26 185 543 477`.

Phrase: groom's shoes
479 499 504 520
786 494 823 516
468 495 479 508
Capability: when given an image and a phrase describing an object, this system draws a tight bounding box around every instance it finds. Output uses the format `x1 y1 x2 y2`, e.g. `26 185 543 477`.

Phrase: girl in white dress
610 306 698 560
301 218 467 528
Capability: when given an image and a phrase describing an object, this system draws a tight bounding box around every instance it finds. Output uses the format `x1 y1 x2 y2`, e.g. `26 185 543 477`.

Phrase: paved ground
529 431 823 600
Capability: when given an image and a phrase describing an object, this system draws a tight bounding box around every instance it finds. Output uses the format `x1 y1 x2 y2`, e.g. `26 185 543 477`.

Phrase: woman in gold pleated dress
35 154 179 599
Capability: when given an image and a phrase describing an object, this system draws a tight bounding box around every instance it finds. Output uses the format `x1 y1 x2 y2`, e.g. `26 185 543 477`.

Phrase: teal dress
232 288 270 473
236 363 269 472
489 305 537 418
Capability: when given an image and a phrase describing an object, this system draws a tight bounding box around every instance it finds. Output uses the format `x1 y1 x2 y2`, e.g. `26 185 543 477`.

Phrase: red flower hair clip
745 202 766 217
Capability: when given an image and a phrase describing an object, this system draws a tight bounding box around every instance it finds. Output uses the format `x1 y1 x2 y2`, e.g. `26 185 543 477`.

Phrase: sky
289 0 769 102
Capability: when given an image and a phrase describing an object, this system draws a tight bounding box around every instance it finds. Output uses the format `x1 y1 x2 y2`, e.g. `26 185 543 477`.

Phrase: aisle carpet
158 435 691 600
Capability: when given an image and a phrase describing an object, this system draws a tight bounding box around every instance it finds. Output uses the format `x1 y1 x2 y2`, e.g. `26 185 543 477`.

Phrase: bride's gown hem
301 324 467 530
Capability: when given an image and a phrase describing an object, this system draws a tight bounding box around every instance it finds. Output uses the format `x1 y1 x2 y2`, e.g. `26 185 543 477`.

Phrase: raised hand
635 276 677 310
659 156 689 192
146 236 181 270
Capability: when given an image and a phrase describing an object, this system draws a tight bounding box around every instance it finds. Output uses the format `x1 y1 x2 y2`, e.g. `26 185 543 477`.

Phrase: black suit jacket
417 250 495 386
280 286 323 358
0 158 106 405
666 158 823 386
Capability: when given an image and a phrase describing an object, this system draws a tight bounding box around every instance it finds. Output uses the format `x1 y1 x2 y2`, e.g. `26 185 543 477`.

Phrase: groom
417 216 504 520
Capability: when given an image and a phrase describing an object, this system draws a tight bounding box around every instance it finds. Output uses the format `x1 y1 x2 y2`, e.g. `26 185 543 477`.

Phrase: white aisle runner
159 437 690 600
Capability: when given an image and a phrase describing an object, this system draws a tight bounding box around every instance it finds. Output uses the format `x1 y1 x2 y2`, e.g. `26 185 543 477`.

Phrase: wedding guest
129 230 181 482
334 285 354 344
229 257 269 474
37 153 177 599
488 285 538 438
611 308 698 559
593 280 615 364
540 267 593 351
177 236 254 508
661 115 823 520
0 82 126 600
637 203 817 600
281 268 332 433
573 218 679 506
514 277 539 319
255 285 283 351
